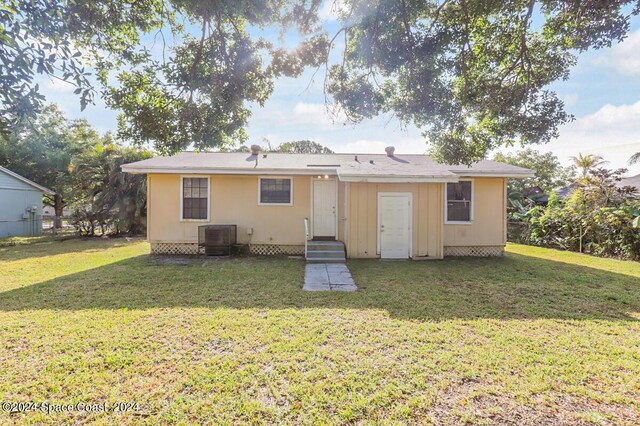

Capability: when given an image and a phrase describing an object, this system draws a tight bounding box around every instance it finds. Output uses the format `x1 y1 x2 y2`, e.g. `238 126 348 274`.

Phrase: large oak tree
2 0 639 163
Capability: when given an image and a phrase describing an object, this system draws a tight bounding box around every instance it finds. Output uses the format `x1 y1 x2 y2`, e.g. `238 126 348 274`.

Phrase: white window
445 180 473 223
181 177 210 221
258 177 293 205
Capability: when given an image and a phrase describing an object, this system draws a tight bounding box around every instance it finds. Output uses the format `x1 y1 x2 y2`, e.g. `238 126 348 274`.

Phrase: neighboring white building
42 205 71 217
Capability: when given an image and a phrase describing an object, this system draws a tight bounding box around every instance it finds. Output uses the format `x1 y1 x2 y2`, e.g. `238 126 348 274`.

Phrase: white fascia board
451 171 535 179
338 175 459 183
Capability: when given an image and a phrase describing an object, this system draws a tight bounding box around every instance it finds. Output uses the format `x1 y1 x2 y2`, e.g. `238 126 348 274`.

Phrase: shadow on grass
0 237 139 261
0 251 638 321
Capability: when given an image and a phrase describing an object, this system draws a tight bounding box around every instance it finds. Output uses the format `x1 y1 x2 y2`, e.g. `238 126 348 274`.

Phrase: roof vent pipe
385 146 395 157
250 144 261 155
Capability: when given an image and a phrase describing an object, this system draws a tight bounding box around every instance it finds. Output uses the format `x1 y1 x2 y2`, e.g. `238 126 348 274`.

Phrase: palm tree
70 142 152 235
570 153 606 178
629 151 640 165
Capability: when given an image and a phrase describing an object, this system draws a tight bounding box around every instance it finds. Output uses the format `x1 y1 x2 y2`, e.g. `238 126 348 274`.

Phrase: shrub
69 209 110 237
513 168 640 260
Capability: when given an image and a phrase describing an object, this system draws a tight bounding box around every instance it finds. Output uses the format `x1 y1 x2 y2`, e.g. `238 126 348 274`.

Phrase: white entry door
313 179 337 237
378 193 411 259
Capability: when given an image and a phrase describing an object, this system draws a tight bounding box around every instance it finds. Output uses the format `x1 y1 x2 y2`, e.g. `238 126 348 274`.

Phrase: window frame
180 175 210 222
444 179 474 225
258 176 294 206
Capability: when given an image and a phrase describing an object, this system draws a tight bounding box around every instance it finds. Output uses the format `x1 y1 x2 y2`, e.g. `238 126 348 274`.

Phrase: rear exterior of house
0 166 54 237
123 149 533 259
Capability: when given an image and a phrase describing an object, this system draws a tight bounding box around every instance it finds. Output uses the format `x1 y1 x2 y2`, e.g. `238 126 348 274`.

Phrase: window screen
183 178 208 219
446 181 472 222
260 178 292 204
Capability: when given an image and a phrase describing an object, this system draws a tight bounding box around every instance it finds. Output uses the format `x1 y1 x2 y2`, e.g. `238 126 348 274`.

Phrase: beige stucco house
122 147 533 259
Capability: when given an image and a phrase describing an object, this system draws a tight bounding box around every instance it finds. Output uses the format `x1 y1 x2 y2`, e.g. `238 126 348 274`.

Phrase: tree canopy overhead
2 0 639 163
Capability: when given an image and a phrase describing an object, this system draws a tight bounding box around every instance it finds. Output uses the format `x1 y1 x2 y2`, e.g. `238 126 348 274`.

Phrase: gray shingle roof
122 151 534 181
620 173 640 191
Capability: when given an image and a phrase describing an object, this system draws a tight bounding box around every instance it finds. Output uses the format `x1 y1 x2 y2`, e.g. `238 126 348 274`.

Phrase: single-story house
0 166 54 237
122 146 534 259
530 183 578 205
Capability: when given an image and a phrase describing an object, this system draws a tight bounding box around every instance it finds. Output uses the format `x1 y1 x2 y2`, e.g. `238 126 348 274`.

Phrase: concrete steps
306 240 346 263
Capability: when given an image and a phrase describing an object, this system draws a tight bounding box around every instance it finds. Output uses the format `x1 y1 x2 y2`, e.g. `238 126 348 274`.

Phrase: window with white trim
259 178 292 205
446 181 472 222
182 177 209 220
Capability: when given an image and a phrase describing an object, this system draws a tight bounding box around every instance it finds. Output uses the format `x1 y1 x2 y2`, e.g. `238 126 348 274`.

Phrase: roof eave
451 171 535 179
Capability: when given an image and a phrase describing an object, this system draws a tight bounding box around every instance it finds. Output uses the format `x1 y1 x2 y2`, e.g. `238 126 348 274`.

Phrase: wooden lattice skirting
150 242 202 255
249 244 305 256
443 246 505 257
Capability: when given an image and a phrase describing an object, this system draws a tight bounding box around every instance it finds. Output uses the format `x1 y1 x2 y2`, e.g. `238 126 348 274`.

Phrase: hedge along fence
507 201 640 261
506 168 640 260
507 221 531 245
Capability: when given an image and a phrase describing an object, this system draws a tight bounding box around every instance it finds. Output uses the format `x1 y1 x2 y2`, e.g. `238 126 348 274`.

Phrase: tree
274 140 334 154
570 153 607 178
70 141 152 236
327 0 640 164
1 0 327 152
629 151 640 165
0 0 166 135
2 1 640 163
0 104 97 226
494 149 576 195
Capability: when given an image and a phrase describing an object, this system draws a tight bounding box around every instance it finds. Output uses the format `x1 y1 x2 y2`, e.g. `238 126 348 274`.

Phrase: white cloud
329 136 426 155
335 139 387 153
592 30 640 76
292 102 346 125
45 78 76 93
577 100 640 131
257 101 348 128
546 100 640 175
563 93 579 108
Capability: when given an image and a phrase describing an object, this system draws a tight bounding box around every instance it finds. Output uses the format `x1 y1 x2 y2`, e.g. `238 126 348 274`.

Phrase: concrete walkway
303 263 356 292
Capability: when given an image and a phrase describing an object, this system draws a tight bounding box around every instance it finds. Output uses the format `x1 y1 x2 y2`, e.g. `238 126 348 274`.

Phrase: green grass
1 239 639 425
0 228 78 247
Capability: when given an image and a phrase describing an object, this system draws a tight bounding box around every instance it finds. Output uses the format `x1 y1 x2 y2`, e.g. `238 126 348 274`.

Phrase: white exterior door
313 179 337 237
378 193 411 259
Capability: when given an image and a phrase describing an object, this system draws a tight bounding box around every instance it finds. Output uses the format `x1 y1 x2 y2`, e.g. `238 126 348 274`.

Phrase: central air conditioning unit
198 225 237 256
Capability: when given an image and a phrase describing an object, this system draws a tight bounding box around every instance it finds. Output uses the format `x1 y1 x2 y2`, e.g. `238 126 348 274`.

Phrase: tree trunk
54 194 64 228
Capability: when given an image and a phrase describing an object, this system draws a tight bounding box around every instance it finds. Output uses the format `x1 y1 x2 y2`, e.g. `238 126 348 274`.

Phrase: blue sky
41 2 640 175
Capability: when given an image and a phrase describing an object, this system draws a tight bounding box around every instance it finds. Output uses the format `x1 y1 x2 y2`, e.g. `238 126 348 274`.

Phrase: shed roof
122 152 534 182
0 166 54 194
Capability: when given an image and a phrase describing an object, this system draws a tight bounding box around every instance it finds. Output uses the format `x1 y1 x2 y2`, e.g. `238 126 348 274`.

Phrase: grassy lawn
1 239 639 425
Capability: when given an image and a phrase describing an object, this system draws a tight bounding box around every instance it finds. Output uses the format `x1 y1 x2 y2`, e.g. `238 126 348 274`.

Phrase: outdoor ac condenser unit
198 225 237 256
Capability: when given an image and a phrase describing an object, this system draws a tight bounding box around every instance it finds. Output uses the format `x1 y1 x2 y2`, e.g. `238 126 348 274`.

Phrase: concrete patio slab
303 263 356 292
